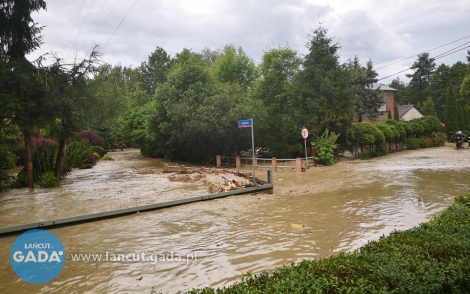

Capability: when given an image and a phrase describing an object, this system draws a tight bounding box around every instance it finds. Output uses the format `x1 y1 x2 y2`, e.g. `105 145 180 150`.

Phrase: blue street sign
238 119 252 128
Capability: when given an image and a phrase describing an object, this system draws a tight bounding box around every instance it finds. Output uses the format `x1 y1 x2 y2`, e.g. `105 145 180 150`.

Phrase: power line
432 41 470 60
64 0 86 49
78 0 109 54
377 45 470 82
374 35 470 70
70 0 95 54
102 0 139 50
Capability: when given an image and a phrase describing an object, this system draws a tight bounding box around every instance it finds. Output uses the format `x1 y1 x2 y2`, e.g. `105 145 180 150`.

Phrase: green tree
389 77 408 105
210 45 258 90
444 85 458 137
421 97 438 117
138 47 172 95
0 0 48 188
406 53 436 105
297 25 354 135
346 57 383 122
254 45 302 157
427 64 450 119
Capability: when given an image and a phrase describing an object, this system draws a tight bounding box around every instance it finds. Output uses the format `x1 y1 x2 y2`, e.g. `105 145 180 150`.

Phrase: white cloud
27 0 470 84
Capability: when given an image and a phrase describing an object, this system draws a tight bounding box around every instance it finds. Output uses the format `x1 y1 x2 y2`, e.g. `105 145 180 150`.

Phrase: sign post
301 127 309 169
238 118 256 186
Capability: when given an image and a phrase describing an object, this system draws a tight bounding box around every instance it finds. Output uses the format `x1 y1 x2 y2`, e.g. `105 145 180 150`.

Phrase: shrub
360 146 373 159
85 152 98 166
311 129 340 166
376 142 390 156
65 140 91 169
9 168 27 188
35 172 60 188
0 169 13 191
14 133 56 166
407 137 421 150
74 130 106 149
89 146 106 158
102 156 115 161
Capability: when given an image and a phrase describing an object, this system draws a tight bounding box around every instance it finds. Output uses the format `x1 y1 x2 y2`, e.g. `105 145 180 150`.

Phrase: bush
9 168 27 188
376 142 390 156
89 146 106 158
65 140 91 169
35 172 60 188
360 146 373 159
14 133 56 166
74 130 106 149
102 156 115 161
85 152 98 166
407 137 422 150
311 129 340 166
0 169 13 191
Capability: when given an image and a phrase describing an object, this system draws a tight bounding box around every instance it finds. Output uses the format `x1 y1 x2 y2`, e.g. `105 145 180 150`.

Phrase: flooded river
1 146 470 293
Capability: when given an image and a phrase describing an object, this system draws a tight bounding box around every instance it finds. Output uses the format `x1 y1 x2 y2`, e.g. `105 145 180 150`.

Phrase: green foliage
297 25 355 134
183 191 470 293
407 137 422 150
311 129 340 166
348 122 383 147
444 85 459 135
89 146 106 158
346 57 382 121
376 122 394 142
376 142 390 156
64 140 91 169
359 146 373 159
35 172 60 188
421 97 438 117
0 124 19 169
210 45 258 90
253 45 303 158
388 109 392 119
102 155 115 161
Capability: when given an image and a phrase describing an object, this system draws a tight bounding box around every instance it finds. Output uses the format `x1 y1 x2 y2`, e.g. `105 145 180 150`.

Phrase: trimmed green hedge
175 192 470 294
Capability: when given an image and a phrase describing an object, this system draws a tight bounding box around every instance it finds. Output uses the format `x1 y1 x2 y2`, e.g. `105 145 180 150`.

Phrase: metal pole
251 118 256 187
304 139 308 168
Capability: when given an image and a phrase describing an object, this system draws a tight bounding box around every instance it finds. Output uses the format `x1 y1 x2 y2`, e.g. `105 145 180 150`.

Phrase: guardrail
217 155 315 172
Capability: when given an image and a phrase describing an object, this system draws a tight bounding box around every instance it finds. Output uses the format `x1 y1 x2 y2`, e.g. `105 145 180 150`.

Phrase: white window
378 97 387 112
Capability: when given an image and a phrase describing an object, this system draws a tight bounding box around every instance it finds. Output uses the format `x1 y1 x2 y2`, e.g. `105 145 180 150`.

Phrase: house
397 105 424 121
361 83 398 123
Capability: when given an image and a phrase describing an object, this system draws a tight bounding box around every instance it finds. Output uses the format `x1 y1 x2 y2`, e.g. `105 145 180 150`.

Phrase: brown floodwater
1 146 469 293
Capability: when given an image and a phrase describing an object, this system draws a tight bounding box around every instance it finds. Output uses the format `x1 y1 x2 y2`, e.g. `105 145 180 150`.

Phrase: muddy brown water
1 146 470 293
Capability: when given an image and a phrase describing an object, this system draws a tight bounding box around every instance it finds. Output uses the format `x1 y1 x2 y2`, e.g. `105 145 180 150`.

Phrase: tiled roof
397 105 415 118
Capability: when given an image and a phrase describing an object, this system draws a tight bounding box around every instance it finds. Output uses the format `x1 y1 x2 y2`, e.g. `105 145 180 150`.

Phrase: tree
444 85 458 137
45 50 101 179
297 25 355 136
254 45 302 157
389 77 408 105
421 97 438 117
0 0 48 188
346 57 383 122
138 47 172 95
210 45 258 90
406 53 436 105
427 64 450 119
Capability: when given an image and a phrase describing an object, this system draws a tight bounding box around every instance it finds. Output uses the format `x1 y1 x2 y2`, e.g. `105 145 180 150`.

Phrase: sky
28 0 470 85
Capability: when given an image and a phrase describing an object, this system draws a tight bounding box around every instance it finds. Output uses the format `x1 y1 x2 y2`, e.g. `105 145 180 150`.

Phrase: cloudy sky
29 0 470 84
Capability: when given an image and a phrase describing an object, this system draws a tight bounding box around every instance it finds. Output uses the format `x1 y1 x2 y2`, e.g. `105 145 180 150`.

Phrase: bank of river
0 145 469 293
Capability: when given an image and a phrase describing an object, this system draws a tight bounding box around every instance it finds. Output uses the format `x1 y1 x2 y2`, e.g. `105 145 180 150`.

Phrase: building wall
361 91 396 124
401 108 424 121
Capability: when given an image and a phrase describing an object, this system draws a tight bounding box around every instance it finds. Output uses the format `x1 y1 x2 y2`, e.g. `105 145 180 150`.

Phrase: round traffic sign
301 127 309 140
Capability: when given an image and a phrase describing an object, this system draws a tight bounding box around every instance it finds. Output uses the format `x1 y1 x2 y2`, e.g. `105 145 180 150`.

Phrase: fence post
267 167 273 183
236 156 241 169
163 164 169 173
216 155 221 168
253 157 257 168
272 157 277 172
296 157 302 172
